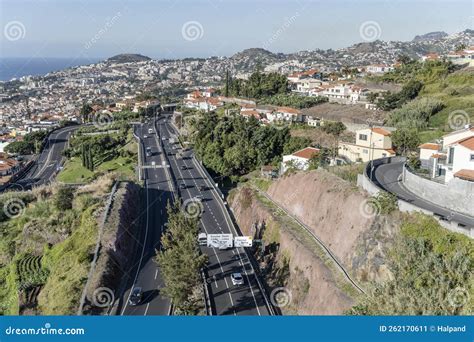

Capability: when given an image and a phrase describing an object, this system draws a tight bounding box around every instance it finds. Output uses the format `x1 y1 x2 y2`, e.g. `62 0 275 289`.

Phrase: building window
363 149 369 154
359 134 368 141
448 147 454 164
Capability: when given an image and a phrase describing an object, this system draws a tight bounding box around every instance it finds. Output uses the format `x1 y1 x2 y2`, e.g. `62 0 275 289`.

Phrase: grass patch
325 163 367 185
38 205 98 314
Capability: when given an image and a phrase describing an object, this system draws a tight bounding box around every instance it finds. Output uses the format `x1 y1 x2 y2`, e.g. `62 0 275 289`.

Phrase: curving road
9 125 79 190
373 160 474 227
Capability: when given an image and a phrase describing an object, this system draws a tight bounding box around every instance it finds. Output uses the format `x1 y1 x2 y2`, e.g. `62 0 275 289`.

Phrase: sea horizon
0 57 101 82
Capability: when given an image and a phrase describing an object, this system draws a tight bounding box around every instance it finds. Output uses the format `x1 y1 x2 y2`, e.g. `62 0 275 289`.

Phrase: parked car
128 287 143 306
231 273 244 286
143 134 148 139
179 183 186 190
148 128 153 134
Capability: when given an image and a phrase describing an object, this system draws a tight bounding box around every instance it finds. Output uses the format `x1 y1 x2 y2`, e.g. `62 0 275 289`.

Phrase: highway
11 125 79 190
116 121 173 316
158 113 271 316
373 160 474 227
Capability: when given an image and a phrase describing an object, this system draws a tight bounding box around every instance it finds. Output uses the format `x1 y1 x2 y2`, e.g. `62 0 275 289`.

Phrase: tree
224 69 230 97
156 202 207 314
322 121 346 161
283 136 312 155
80 104 93 123
391 127 421 156
54 186 74 211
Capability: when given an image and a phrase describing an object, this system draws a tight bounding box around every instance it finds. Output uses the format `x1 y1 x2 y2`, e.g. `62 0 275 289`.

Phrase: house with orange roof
418 126 474 182
281 147 320 173
339 127 395 163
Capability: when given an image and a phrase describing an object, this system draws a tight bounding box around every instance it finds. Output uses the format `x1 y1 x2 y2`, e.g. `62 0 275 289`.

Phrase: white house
281 147 320 173
418 126 474 182
267 107 302 123
339 127 395 163
366 64 394 74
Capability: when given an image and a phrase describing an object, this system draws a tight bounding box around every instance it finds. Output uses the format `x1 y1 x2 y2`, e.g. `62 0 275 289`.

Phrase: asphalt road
158 114 271 316
11 125 79 190
116 121 173 316
373 161 474 227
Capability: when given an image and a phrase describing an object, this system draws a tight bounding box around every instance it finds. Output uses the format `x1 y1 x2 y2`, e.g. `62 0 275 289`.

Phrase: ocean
0 57 101 81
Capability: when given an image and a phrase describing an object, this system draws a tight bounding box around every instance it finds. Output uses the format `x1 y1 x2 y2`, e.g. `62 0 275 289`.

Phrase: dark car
128 287 143 306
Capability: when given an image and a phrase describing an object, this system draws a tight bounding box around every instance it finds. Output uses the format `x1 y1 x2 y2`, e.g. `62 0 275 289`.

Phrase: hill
107 54 151 63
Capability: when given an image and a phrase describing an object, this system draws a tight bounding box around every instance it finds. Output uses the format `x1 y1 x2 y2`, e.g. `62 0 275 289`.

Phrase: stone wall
402 166 474 217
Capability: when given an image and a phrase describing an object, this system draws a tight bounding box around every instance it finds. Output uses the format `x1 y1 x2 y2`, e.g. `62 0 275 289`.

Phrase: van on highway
198 233 207 246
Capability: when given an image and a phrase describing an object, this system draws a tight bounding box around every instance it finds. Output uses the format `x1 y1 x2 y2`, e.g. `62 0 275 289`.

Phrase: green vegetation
227 69 288 99
349 214 473 315
376 80 423 111
59 110 138 183
259 93 327 109
5 130 49 155
156 202 207 315
391 127 421 155
0 181 108 314
54 186 74 211
194 112 290 179
370 60 473 135
388 97 444 129
325 163 366 185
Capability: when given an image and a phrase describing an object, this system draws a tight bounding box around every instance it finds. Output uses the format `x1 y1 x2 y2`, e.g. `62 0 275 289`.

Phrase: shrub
54 187 74 211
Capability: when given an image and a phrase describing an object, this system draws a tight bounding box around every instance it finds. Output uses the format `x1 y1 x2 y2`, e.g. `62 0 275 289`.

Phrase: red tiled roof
454 169 474 181
457 136 474 151
292 147 320 159
419 143 440 150
371 127 391 136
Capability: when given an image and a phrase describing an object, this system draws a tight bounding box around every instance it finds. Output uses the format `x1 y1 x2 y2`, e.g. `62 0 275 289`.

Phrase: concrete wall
403 166 474 217
357 157 474 239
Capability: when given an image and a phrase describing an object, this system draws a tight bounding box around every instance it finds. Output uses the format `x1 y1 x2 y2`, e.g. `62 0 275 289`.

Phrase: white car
231 272 244 286
143 134 148 139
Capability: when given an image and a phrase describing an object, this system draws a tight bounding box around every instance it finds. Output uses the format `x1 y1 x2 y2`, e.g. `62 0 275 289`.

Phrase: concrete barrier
403 166 473 217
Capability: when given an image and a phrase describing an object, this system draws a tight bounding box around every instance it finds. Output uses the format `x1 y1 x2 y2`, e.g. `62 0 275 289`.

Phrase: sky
0 0 472 59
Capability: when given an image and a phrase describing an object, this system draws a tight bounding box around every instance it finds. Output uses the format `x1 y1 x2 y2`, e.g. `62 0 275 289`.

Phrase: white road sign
234 236 253 247
207 234 233 249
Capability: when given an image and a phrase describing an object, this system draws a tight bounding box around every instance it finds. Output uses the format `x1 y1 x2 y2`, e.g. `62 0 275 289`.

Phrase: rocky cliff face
229 170 400 314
